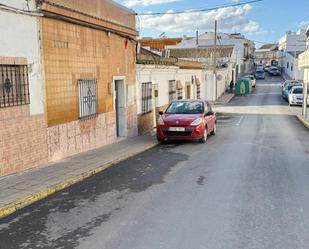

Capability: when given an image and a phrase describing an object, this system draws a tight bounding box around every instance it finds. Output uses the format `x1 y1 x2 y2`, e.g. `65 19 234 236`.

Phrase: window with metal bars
0 65 30 108
78 79 97 119
196 84 201 99
168 80 176 103
177 88 183 100
141 82 152 114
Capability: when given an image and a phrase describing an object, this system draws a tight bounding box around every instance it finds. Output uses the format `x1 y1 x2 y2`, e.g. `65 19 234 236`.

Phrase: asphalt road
1 76 309 249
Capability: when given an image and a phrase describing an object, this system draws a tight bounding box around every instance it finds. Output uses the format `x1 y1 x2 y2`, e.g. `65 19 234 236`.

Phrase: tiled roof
169 46 234 59
258 44 276 50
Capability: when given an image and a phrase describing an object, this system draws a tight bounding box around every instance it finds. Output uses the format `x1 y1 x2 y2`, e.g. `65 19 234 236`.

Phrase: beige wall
42 17 137 161
42 17 136 126
0 106 48 176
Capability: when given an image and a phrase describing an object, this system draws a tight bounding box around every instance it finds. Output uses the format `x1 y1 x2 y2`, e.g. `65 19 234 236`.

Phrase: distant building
279 30 307 52
164 32 255 101
254 43 279 65
279 30 307 80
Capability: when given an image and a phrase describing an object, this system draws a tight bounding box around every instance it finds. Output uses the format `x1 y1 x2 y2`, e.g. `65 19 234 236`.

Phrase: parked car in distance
288 86 309 106
243 75 256 87
156 100 216 143
282 82 302 101
256 65 264 71
282 80 301 89
255 69 265 79
263 65 271 72
268 66 281 76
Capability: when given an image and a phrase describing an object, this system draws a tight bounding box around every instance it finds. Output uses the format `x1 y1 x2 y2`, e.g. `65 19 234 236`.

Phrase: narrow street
1 76 309 249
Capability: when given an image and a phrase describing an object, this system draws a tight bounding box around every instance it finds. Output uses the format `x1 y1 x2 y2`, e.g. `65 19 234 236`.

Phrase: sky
114 0 309 48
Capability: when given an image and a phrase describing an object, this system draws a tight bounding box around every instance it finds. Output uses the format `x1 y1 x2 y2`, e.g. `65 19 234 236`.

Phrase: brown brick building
0 0 138 176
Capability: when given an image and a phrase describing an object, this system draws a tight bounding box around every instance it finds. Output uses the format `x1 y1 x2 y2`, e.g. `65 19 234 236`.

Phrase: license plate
169 127 185 132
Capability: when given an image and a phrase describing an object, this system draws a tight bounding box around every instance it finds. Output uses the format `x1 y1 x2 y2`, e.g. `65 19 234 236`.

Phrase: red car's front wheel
199 127 208 143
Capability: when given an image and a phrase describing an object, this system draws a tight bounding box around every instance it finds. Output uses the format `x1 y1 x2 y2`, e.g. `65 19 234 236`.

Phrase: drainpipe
196 30 199 46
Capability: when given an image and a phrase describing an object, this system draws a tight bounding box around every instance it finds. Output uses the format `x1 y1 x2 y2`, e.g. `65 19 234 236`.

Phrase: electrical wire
0 3 42 16
136 0 264 16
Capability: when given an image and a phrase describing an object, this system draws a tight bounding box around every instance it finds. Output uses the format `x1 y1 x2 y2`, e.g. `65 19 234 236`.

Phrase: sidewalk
213 92 235 105
0 135 157 218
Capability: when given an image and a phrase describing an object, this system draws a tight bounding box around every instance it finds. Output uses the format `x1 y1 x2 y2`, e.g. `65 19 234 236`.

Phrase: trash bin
235 79 252 95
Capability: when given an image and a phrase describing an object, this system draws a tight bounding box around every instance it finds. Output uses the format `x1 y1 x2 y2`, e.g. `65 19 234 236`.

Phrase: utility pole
303 70 308 118
213 20 218 101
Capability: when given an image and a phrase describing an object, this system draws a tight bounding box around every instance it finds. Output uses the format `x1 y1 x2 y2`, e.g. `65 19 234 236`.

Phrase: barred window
0 65 30 108
141 82 152 114
177 88 183 100
196 84 201 99
169 80 176 103
78 79 97 119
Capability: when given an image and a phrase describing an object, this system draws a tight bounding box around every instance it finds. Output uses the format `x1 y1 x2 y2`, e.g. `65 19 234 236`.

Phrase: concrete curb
0 143 158 219
296 115 309 129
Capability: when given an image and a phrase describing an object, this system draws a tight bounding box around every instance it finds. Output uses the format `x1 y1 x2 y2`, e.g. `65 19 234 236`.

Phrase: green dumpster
235 79 252 95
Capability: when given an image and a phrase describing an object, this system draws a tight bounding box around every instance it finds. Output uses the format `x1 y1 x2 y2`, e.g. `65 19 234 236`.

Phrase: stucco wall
136 65 178 114
0 0 44 115
282 52 304 80
136 64 209 115
0 1 48 176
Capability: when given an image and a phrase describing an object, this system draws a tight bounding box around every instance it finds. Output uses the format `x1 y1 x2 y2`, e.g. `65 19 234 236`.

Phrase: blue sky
114 0 309 48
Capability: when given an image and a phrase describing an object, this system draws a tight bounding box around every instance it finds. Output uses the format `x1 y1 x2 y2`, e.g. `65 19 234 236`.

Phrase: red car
156 100 217 143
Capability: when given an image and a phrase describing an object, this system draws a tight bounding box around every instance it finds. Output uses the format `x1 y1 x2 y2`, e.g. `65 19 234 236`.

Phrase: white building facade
279 30 307 80
166 32 255 79
279 30 307 52
280 51 304 81
136 63 209 134
0 0 48 176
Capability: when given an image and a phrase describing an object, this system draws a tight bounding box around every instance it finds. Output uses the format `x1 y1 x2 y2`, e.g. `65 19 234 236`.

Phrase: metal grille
141 82 152 114
78 79 97 119
169 80 176 103
196 84 201 99
177 88 183 100
0 65 30 108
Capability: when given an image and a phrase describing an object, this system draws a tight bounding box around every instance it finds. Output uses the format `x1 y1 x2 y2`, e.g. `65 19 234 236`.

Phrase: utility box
235 79 252 95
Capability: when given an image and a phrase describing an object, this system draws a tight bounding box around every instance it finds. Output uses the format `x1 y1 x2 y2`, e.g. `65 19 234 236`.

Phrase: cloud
123 0 182 7
140 4 261 34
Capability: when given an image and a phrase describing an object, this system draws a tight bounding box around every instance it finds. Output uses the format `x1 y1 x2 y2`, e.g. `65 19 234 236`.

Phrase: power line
136 0 264 16
252 40 276 45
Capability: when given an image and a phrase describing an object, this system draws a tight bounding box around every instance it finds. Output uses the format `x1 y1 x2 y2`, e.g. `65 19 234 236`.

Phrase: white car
288 86 309 106
243 75 256 88
282 80 301 89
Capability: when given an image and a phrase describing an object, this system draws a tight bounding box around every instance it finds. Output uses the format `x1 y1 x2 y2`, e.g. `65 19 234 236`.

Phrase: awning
176 80 183 89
